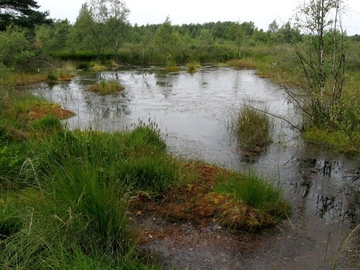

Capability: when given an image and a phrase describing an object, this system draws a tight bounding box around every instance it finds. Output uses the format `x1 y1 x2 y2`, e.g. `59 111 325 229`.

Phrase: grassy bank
0 83 290 268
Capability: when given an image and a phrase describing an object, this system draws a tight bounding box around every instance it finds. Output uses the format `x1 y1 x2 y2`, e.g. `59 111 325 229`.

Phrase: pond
29 65 360 269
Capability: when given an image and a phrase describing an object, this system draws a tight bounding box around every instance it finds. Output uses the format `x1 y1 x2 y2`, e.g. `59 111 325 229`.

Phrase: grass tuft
236 106 272 151
214 171 291 229
186 62 201 73
88 80 125 95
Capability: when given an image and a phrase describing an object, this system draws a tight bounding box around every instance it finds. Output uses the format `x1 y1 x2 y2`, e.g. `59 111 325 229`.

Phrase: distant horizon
36 0 360 35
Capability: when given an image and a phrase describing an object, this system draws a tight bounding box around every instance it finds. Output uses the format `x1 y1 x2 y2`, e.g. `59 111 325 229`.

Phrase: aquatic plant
186 62 201 73
88 79 125 95
165 61 179 72
236 106 272 151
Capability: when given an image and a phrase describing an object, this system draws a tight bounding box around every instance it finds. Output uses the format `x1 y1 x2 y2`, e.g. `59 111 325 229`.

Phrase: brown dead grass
22 102 75 121
56 74 76 82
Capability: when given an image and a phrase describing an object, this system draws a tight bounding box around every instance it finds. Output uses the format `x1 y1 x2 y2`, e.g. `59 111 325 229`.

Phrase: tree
0 25 34 70
88 0 130 57
153 16 179 64
291 0 346 129
0 0 52 31
233 23 244 57
268 20 279 34
139 27 154 64
71 3 94 51
277 21 301 43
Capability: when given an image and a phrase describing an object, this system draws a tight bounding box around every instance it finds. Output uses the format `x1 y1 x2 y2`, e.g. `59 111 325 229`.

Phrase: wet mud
28 66 360 269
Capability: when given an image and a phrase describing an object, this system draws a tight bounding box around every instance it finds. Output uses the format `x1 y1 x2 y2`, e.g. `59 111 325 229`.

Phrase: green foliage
0 26 35 71
186 61 201 73
215 171 290 218
0 142 29 182
153 16 181 64
292 0 347 129
236 106 272 151
302 128 360 155
125 124 166 152
70 0 130 59
0 0 52 31
0 118 173 268
88 80 125 94
46 72 58 81
35 19 72 51
0 186 131 268
165 60 179 72
29 115 63 131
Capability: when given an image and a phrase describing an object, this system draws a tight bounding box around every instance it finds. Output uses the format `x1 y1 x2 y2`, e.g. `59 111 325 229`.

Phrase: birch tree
89 0 129 59
292 0 346 129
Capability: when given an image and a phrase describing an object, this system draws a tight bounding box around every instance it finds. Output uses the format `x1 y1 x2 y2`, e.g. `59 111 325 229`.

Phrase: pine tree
0 0 52 30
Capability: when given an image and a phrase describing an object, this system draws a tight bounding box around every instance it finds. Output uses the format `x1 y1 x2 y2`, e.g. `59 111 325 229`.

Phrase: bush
0 26 35 71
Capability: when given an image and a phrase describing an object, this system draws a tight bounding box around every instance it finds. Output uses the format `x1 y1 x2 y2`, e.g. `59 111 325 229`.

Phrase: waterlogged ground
29 66 360 269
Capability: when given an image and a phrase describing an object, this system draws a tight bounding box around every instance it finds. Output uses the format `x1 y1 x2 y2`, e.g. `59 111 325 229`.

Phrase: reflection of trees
154 71 179 98
85 99 131 120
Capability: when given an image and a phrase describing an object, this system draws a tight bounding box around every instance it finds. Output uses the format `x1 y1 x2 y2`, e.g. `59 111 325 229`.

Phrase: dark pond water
29 65 360 269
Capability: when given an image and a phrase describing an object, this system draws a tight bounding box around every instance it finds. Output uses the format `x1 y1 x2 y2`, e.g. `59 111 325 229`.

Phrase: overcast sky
36 0 360 35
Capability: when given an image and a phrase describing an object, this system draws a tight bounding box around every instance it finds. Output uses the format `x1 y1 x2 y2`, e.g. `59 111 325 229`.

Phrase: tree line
0 0 308 66
0 0 358 69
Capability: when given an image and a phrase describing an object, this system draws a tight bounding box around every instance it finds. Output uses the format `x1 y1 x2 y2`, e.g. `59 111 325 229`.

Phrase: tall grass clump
88 79 125 95
215 171 290 218
186 62 201 73
0 123 173 268
47 159 131 256
236 106 272 151
165 61 179 72
29 114 63 132
0 183 131 269
35 122 176 195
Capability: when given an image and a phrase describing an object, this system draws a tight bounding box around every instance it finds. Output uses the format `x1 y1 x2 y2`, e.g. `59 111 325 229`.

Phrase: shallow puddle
29 65 360 269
